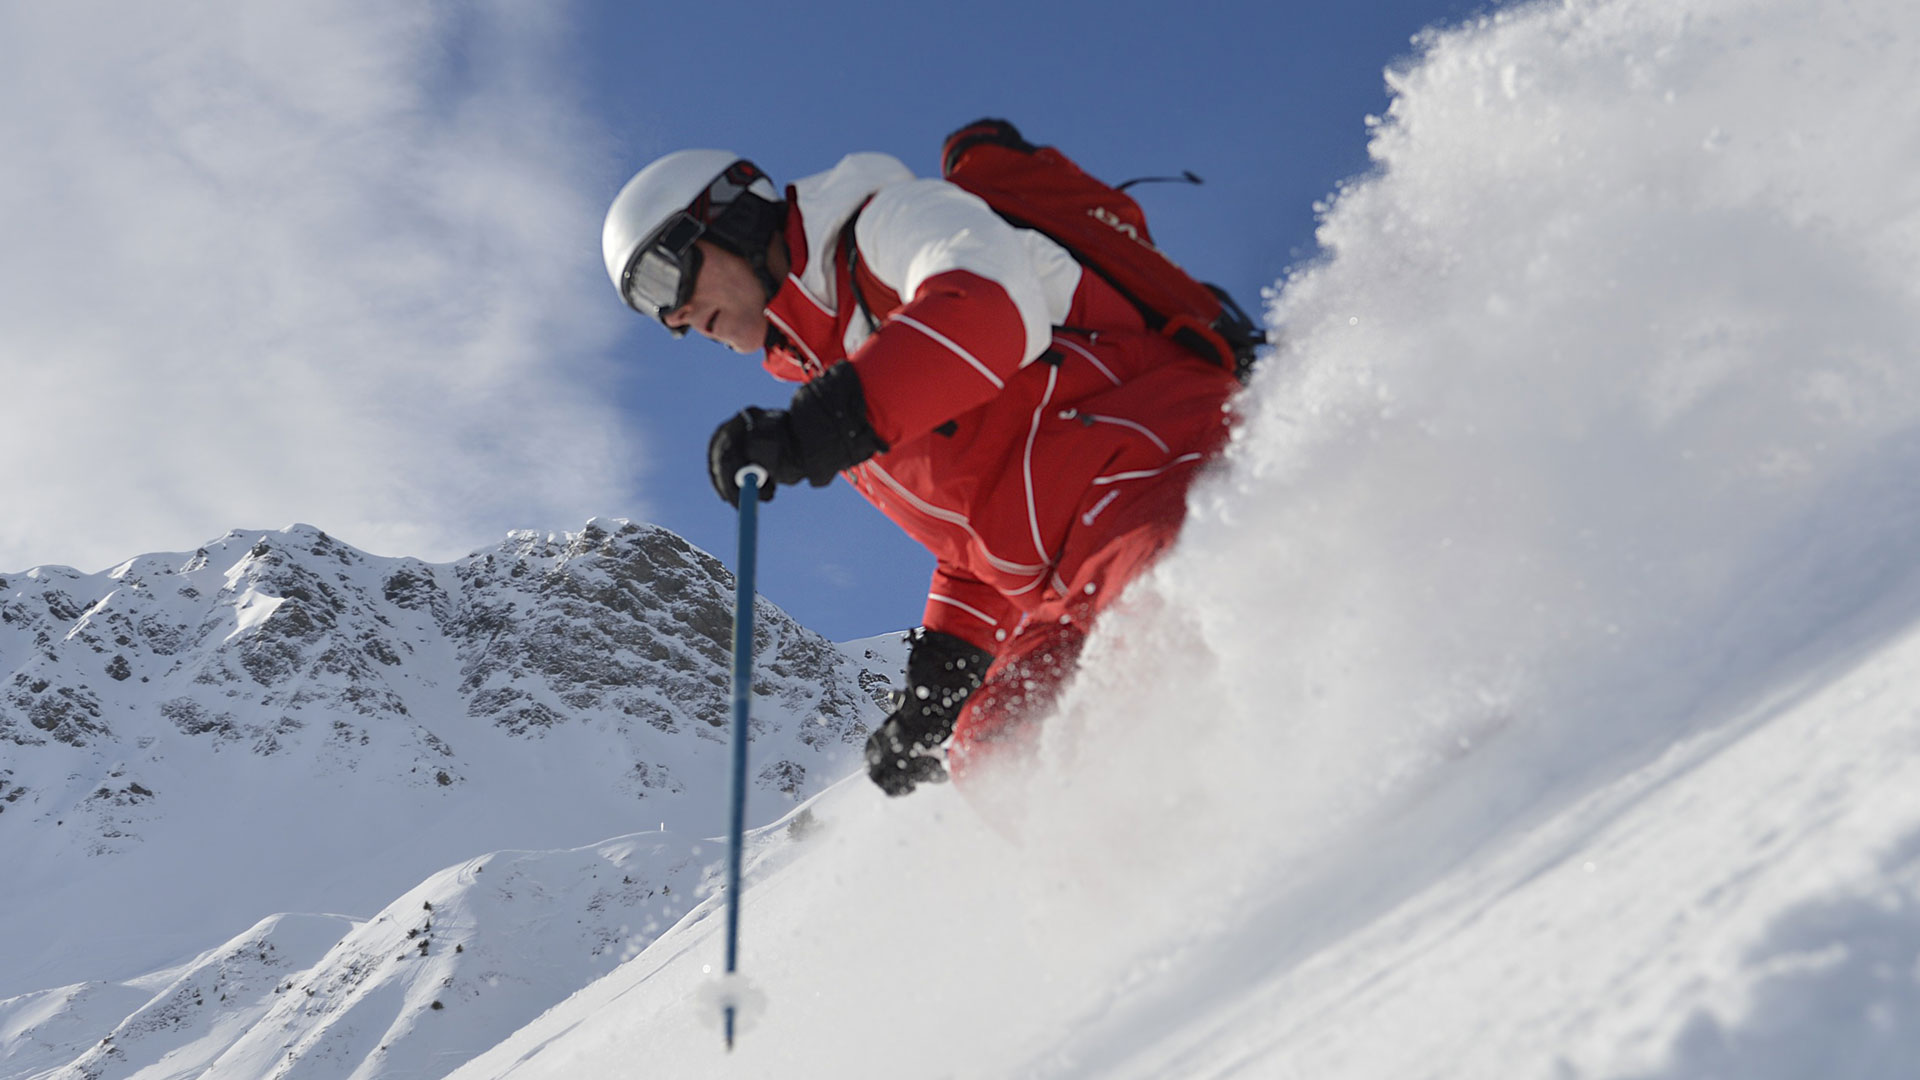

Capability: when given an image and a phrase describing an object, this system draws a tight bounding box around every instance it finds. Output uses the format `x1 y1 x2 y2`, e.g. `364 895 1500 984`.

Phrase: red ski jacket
759 154 1239 652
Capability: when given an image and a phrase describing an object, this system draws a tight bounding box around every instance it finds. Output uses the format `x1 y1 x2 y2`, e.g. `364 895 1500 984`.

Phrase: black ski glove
707 362 887 506
865 628 995 797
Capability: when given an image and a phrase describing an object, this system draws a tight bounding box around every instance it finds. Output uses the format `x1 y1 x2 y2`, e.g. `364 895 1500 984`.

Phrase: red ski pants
945 453 1209 789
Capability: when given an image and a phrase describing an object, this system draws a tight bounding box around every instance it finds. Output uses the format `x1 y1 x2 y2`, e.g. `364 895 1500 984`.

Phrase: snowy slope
1 815 843 1080
4 914 357 1080
431 0 1920 1077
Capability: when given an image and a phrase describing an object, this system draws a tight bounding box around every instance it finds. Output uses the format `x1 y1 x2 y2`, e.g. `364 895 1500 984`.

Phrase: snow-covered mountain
0 519 900 1076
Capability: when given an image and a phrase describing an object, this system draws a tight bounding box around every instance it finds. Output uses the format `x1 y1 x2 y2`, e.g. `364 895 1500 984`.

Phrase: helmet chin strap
759 232 794 356
705 194 789 308
750 257 782 307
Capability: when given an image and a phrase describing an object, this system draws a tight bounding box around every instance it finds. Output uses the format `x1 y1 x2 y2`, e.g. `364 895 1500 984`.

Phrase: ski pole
722 464 767 1051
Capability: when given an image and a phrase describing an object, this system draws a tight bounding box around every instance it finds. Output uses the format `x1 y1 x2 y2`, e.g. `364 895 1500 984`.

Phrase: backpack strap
837 197 907 339
837 199 879 338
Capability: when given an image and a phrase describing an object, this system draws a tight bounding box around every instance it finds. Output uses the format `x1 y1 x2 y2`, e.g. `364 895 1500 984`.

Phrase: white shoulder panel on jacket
850 178 1080 364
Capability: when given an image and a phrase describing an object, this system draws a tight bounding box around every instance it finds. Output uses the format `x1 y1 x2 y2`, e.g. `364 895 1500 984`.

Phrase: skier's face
663 240 767 354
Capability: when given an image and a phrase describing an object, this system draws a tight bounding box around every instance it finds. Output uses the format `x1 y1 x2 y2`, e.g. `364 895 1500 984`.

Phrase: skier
602 138 1240 800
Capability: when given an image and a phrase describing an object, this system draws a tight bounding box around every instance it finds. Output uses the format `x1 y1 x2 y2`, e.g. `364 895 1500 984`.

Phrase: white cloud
0 0 641 570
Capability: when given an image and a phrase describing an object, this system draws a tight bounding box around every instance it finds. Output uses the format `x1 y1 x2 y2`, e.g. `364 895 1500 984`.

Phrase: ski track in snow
15 0 1920 1077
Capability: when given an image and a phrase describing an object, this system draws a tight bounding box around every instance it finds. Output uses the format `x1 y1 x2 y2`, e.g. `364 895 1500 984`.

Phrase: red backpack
940 118 1265 381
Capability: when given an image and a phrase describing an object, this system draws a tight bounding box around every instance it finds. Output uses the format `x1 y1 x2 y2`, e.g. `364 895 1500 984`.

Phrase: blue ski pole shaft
723 465 766 1051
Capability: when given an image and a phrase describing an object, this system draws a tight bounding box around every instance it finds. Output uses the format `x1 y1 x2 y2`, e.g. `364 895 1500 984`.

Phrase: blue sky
577 0 1489 638
0 0 1488 642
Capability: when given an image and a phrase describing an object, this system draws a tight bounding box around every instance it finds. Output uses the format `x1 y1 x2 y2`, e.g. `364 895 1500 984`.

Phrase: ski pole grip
734 464 770 491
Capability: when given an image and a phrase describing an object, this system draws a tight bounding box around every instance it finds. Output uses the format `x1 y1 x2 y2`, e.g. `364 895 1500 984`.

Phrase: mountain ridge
0 518 900 1001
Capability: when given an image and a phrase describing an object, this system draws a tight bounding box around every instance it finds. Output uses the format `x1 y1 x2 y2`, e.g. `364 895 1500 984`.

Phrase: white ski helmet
602 150 782 332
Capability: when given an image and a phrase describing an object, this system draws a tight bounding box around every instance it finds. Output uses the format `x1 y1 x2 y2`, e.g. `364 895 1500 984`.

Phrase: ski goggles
620 211 706 332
